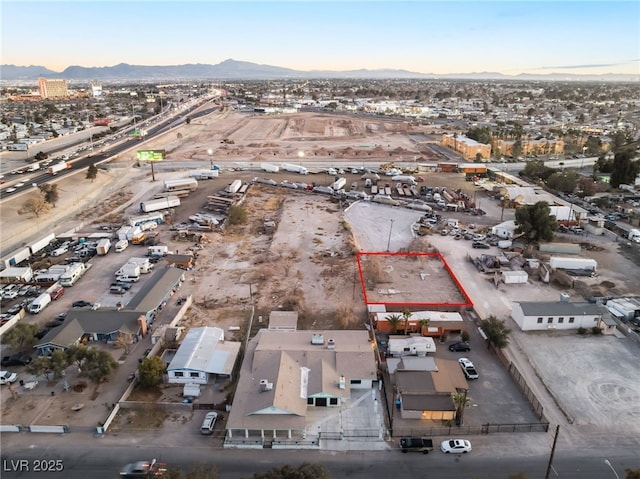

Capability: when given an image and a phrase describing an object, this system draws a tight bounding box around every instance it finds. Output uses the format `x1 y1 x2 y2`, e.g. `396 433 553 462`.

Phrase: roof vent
311 333 324 345
259 379 273 392
338 375 346 389
327 338 335 350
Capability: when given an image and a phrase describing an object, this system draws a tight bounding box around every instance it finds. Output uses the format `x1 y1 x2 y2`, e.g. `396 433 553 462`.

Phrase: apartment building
441 134 492 161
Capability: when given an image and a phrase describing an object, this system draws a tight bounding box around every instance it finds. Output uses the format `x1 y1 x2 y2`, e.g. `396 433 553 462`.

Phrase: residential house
511 301 614 333
225 328 377 443
166 326 241 384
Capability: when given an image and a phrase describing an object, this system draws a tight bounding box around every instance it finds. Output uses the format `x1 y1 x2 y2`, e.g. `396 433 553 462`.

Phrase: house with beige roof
225 328 377 444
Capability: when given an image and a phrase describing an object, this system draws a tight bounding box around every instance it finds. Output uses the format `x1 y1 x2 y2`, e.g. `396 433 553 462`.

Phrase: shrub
591 326 603 335
577 327 587 335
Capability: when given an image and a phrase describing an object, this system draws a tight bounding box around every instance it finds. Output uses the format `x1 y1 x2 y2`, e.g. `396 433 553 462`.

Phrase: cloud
536 60 639 70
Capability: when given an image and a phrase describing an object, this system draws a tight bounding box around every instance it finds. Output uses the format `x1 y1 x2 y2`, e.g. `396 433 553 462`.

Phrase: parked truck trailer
140 195 181 213
96 238 112 256
281 163 308 175
163 178 198 192
188 169 219 180
549 256 597 271
225 179 242 194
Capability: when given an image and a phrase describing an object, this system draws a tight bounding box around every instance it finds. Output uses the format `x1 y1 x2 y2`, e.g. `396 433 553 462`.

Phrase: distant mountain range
1 59 638 82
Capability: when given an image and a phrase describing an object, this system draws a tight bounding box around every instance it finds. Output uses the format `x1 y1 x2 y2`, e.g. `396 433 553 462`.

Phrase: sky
2 0 639 76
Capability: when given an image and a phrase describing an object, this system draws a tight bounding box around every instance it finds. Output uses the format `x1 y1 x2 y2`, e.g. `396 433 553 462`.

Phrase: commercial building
38 78 69 99
511 301 616 333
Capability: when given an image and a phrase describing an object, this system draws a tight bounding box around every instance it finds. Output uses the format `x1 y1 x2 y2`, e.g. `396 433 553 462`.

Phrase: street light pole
386 219 394 252
604 459 621 479
207 148 214 170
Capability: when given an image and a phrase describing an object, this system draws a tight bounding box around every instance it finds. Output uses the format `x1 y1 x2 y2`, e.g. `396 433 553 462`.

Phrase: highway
0 99 217 203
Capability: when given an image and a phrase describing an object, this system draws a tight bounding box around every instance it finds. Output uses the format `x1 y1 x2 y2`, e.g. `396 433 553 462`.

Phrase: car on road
472 241 491 249
448 342 471 352
72 300 92 308
0 371 18 385
4 187 17 193
14 182 25 188
110 285 126 295
459 357 479 379
1 354 32 367
120 459 167 478
441 438 472 454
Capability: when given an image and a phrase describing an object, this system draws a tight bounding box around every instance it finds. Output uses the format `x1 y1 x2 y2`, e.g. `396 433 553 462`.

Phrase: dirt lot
1 111 640 444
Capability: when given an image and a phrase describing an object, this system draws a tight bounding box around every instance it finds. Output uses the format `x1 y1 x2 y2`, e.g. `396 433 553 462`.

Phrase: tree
26 350 68 381
385 313 402 334
34 151 48 161
38 184 60 207
1 322 39 350
451 390 470 424
402 309 413 335
227 205 247 225
521 160 554 181
481 315 511 349
80 347 118 383
465 126 492 145
546 171 579 194
163 464 220 479
138 356 165 388
86 164 98 182
250 463 331 479
626 468 640 479
418 319 430 335
66 344 89 370
610 150 640 188
20 194 50 218
515 201 556 243
185 116 191 125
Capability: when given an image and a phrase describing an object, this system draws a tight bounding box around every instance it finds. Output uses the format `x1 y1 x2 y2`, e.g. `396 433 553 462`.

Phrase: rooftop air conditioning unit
259 379 273 392
311 333 324 345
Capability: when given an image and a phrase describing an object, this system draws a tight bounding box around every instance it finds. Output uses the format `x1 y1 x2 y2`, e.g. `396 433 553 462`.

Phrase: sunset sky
2 1 639 76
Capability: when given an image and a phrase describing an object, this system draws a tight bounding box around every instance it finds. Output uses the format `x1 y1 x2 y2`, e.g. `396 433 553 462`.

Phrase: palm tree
481 315 511 349
417 319 430 336
385 314 402 334
402 310 413 335
452 390 470 425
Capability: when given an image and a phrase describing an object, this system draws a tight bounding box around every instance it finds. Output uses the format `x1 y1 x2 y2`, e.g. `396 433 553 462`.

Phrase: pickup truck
399 437 434 454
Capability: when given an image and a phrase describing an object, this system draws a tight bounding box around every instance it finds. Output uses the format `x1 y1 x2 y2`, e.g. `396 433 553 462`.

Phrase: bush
577 327 587 335
227 205 247 225
591 326 603 335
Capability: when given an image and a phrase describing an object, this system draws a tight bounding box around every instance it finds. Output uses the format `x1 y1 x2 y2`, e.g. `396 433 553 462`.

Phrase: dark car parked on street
448 342 471 352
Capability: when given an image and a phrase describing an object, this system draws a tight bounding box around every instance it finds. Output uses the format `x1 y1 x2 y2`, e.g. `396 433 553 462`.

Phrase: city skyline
2 1 639 76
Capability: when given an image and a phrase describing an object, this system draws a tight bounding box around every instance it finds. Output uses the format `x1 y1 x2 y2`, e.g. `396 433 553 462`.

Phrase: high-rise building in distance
38 77 69 99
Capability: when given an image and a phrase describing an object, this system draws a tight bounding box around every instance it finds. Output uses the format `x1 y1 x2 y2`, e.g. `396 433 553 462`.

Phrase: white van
114 239 129 252
200 411 218 435
28 293 52 314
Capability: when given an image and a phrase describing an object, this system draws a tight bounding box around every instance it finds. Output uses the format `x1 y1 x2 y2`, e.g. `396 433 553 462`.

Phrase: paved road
0 442 637 478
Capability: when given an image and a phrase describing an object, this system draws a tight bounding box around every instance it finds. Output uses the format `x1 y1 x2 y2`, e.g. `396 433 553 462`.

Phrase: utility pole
544 425 560 479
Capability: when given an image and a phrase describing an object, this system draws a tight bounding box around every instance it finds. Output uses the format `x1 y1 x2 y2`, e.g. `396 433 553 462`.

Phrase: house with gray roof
34 266 186 355
225 329 377 442
35 310 145 355
166 326 241 384
511 301 615 332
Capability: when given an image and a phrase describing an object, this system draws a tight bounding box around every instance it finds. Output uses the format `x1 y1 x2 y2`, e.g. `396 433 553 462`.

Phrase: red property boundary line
355 251 474 308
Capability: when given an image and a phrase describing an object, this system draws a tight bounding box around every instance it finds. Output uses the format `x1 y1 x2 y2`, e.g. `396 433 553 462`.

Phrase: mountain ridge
1 59 637 82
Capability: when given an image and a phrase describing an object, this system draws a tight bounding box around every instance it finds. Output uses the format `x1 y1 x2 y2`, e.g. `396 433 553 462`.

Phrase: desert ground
2 110 640 444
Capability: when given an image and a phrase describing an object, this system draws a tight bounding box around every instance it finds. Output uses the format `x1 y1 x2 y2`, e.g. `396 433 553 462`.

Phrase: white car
458 357 479 379
4 187 17 193
0 371 18 385
441 438 472 454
